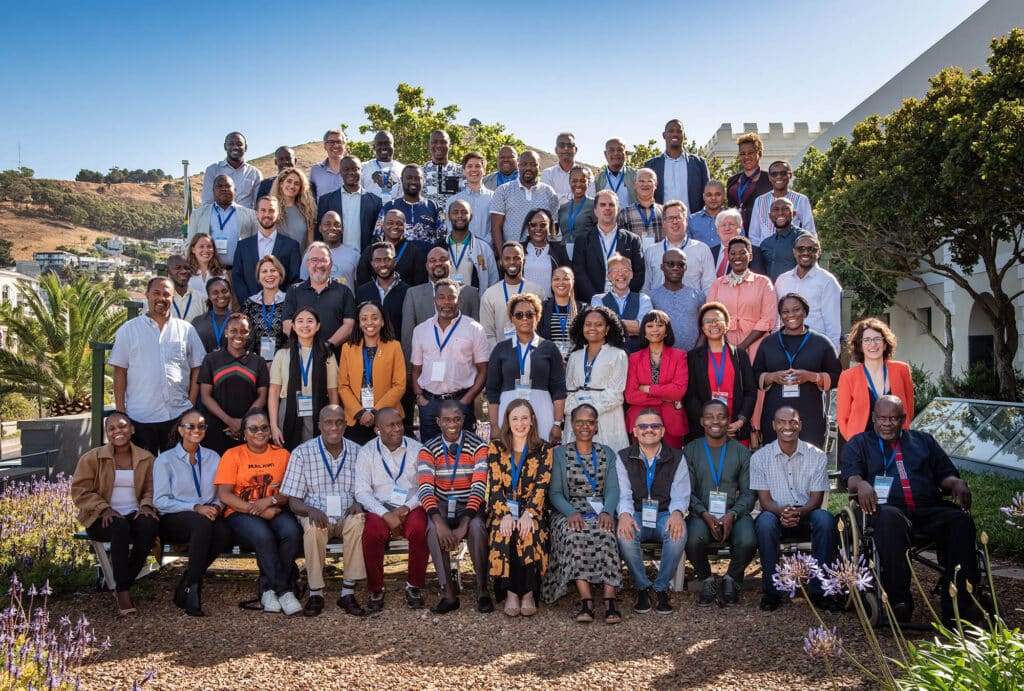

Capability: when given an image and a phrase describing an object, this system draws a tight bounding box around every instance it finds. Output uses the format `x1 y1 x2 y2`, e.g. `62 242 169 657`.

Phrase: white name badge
214 237 228 254
576 392 592 405
379 188 392 198
425 185 439 197
515 377 531 397
557 341 570 359
507 499 520 520
297 395 313 417
874 476 894 504
782 384 800 398
361 386 375 410
453 274 464 284
430 361 446 382
260 336 276 361
642 499 658 528
326 494 343 519
709 491 728 519
447 497 457 518
587 496 603 515
389 484 408 507
711 390 730 402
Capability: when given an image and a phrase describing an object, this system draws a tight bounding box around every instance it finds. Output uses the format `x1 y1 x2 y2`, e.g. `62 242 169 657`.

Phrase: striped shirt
416 431 489 518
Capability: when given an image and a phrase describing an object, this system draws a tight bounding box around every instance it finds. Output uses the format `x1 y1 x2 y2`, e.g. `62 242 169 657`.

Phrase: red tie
716 250 728 277
893 442 915 510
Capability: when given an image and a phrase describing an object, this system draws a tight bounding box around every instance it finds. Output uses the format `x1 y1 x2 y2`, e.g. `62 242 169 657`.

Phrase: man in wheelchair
841 395 979 625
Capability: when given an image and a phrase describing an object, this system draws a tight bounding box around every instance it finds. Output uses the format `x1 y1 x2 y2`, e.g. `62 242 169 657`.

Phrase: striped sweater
417 431 489 518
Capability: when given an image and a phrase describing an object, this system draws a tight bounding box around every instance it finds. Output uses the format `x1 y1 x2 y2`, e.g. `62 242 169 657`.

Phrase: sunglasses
572 419 597 427
246 424 271 433
636 422 663 431
768 170 790 177
512 311 536 320
181 423 208 431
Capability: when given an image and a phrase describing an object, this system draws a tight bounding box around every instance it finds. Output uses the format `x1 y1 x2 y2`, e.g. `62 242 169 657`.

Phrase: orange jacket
336 339 406 424
836 360 914 441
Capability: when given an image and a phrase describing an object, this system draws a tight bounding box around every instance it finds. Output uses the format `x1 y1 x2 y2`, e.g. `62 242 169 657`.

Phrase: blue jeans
228 510 302 596
754 509 836 596
616 510 686 592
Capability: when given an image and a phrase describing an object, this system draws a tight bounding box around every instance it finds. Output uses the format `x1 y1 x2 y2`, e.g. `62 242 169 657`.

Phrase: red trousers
362 507 428 592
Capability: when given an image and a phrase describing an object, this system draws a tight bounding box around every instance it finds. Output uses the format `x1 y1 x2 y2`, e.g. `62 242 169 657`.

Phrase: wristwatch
553 421 564 429
270 495 278 506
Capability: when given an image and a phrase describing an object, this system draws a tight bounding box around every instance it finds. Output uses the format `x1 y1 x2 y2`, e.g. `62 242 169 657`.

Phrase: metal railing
0 449 59 478
90 300 142 447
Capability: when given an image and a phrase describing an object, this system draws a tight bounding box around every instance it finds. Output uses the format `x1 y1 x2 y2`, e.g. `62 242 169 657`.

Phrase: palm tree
0 274 128 416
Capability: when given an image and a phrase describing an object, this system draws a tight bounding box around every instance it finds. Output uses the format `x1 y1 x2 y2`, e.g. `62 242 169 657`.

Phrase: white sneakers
262 590 282 613
278 591 303 616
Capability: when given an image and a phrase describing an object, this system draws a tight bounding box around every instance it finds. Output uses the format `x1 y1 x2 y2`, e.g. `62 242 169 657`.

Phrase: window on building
915 307 932 335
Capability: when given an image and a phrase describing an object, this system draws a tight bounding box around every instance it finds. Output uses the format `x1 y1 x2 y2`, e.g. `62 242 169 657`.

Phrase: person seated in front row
684 400 756 607
615 409 690 616
280 405 367 617
750 406 837 612
841 395 980 625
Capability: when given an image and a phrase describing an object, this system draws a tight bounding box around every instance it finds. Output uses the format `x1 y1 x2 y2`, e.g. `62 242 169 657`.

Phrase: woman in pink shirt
706 236 776 360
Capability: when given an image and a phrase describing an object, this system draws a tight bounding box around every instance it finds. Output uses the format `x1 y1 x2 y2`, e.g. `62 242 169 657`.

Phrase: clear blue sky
0 0 989 179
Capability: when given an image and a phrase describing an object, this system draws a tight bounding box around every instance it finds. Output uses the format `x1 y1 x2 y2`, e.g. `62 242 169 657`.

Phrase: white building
0 269 42 352
704 122 832 169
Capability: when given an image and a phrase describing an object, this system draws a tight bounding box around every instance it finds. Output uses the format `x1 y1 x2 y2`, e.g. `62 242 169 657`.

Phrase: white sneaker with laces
278 591 303 616
261 590 282 613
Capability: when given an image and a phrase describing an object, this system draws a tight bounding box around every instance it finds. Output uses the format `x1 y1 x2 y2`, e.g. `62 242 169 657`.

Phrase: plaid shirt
749 440 829 507
280 436 363 514
617 202 664 243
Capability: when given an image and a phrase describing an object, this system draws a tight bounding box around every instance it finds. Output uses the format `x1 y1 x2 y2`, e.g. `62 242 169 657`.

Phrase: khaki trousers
298 513 366 590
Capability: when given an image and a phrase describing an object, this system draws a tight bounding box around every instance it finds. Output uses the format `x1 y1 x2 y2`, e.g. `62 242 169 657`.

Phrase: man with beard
759 197 810 283
643 200 714 294
377 165 444 251
302 211 360 293
316 155 383 252
479 242 545 348
400 247 481 357
571 190 644 303
436 199 498 289
446 152 494 248
489 151 560 247
233 196 302 303
649 248 704 352
354 242 409 342
166 254 206 322
361 130 405 201
688 181 726 249
421 129 464 209
201 131 262 209
482 145 518 191
356 209 427 287
283 242 356 351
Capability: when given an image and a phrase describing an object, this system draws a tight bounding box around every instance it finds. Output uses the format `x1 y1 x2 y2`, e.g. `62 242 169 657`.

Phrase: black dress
753 329 842 447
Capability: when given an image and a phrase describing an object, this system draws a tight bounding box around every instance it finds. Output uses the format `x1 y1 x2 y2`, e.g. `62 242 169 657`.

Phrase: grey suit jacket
400 282 481 358
593 166 638 205
187 203 258 266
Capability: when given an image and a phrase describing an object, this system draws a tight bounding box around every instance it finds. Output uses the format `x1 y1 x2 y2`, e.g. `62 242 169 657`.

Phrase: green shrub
910 363 940 416
0 392 36 421
959 470 1024 562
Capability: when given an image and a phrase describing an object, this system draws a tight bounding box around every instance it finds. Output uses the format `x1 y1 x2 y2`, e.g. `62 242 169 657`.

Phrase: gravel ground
60 556 1024 691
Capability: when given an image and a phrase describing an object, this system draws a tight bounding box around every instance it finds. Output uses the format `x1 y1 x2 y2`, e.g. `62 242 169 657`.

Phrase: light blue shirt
649 284 705 351
341 189 363 251
153 443 222 513
209 204 241 266
309 160 343 199
591 291 652 323
688 209 720 248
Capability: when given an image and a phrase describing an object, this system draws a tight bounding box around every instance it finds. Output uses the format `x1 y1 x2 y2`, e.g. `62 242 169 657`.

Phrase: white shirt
108 315 206 423
257 230 278 260
662 154 688 206
201 160 263 209
361 159 405 200
541 163 595 204
643 237 715 293
354 436 423 516
171 288 206 322
750 440 830 507
523 244 553 297
774 264 842 353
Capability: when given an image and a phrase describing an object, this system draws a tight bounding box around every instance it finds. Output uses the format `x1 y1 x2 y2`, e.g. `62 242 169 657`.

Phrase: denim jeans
228 510 302 596
754 509 836 596
616 510 686 592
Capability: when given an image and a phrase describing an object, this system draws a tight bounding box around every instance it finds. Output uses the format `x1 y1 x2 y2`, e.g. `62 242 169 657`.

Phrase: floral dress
487 440 553 581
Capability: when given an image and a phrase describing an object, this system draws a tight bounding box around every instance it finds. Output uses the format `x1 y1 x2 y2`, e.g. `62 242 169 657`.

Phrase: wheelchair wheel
862 590 881 627
836 504 862 558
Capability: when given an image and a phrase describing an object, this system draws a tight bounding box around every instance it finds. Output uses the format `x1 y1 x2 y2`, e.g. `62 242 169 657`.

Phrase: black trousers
500 539 538 597
869 502 978 618
130 418 178 456
86 512 160 592
159 511 233 585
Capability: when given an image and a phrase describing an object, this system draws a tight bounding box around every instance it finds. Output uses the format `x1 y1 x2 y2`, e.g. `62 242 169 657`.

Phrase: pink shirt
706 272 777 359
410 313 490 394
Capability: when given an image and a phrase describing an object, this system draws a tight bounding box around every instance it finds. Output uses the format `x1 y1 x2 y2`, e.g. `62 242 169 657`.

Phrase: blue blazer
231 234 302 304
644 153 710 212
315 190 383 251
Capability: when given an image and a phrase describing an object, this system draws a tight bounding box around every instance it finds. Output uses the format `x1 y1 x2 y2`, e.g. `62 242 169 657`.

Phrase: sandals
114 591 137 616
575 598 594 623
604 597 622 624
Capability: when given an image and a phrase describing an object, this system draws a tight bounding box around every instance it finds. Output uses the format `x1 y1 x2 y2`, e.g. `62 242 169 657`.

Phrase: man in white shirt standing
774 234 842 353
541 132 595 204
201 131 262 209
361 130 404 201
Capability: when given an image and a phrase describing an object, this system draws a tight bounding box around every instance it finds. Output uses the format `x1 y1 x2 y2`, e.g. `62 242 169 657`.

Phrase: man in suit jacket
594 137 638 208
315 155 383 251
231 196 302 303
571 190 644 303
354 241 410 343
400 247 480 358
644 119 710 213
188 174 259 269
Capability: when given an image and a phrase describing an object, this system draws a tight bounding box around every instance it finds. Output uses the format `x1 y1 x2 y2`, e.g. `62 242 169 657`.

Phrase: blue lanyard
261 300 276 333
510 446 529 500
377 439 407 481
433 316 463 353
515 340 533 376
394 240 408 264
299 348 314 388
636 203 655 231
864 363 888 401
777 331 811 368
567 199 586 234
375 160 391 186
703 439 726 489
442 433 464 485
737 172 756 205
496 171 517 186
214 206 235 231
318 437 346 485
878 437 896 475
449 236 470 269
600 231 618 260
210 311 228 346
576 447 599 494
663 238 688 254
605 170 624 193
554 302 569 334
710 349 727 390
642 449 659 499
189 447 203 497
610 293 627 318
362 347 375 387
583 347 599 386
502 280 524 303
174 294 192 320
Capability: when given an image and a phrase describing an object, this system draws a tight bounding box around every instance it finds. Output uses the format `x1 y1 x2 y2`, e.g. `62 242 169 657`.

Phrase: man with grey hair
594 136 637 208
309 129 347 198
489 150 560 247
284 241 356 351
542 131 594 204
201 131 263 209
616 167 664 248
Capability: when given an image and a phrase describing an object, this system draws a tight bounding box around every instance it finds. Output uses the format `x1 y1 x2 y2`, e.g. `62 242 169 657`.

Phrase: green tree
75 169 104 183
348 83 524 167
0 274 127 416
111 269 126 290
796 30 1024 401
0 238 13 267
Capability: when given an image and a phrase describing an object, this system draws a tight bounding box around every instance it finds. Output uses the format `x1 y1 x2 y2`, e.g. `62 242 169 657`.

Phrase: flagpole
181 159 191 239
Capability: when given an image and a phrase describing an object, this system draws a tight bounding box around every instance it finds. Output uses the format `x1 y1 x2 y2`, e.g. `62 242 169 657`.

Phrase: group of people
70 122 980 626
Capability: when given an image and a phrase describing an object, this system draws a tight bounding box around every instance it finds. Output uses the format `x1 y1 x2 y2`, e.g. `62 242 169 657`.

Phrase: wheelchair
835 497 992 627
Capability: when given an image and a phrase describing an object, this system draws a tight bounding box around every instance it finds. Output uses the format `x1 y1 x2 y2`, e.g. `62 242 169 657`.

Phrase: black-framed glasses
512 311 536 320
181 423 208 431
246 424 271 433
861 337 885 345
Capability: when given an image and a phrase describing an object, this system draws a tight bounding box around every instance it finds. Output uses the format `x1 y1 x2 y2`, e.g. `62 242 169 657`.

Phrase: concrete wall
18 413 93 478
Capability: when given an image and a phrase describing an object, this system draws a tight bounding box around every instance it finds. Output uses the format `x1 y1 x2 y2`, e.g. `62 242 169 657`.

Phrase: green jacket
594 166 638 205
683 437 755 518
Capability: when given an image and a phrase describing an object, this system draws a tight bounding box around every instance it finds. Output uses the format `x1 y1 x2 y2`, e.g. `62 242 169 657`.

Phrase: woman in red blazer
625 310 688 447
837 317 915 441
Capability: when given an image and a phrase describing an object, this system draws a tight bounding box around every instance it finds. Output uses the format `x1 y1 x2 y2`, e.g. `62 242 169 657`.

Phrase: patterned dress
487 441 552 580
542 444 622 603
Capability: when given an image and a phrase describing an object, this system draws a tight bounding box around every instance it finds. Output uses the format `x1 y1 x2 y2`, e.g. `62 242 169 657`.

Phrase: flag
181 177 193 238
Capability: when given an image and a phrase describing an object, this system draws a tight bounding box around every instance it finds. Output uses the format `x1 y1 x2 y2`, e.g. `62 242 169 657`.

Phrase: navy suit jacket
710 243 767 277
315 189 383 251
231 233 302 303
571 228 644 303
644 153 710 212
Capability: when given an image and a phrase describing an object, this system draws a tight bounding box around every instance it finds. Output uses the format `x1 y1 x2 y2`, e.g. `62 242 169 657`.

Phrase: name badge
389 484 408 508
430 361 446 381
515 377 531 397
642 499 658 528
425 185 439 197
326 494 343 519
507 499 520 520
782 384 800 398
709 491 728 519
447 496 457 519
260 336 276 361
576 392 592 405
214 237 228 254
361 386 375 410
874 476 893 504
453 274 464 284
557 341 570 359
297 395 313 417
587 496 603 516
711 390 730 402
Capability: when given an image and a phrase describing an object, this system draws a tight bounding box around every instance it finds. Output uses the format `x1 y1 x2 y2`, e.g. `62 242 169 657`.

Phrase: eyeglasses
325 140 345 146
768 170 791 177
246 424 271 433
307 258 331 265
794 246 819 254
636 422 663 431
664 215 684 223
181 423 208 431
663 261 686 268
861 337 885 345
512 311 536 320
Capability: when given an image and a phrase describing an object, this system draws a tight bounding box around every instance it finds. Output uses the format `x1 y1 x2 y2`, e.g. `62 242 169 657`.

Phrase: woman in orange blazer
624 310 689 447
837 318 914 441
337 301 407 444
